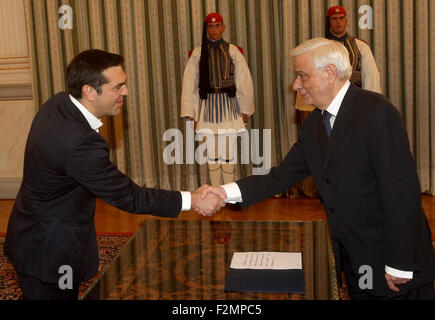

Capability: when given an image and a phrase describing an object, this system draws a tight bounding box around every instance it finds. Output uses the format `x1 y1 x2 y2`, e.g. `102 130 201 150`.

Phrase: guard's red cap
327 6 346 17
205 12 223 24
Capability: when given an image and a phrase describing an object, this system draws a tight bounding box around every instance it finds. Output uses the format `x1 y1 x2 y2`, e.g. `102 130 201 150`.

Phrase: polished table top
82 219 338 300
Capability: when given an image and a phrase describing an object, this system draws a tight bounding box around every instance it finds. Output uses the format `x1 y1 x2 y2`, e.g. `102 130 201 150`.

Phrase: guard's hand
242 113 248 124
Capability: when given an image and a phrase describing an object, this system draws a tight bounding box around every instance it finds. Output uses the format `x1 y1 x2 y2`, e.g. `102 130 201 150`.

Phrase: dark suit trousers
339 243 434 300
17 273 79 300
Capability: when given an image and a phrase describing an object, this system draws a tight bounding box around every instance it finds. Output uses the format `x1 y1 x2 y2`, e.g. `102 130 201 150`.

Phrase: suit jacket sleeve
236 141 310 208
65 132 182 217
370 102 422 270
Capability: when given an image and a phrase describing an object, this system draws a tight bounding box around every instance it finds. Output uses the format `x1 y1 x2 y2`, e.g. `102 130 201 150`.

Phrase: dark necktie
322 110 332 137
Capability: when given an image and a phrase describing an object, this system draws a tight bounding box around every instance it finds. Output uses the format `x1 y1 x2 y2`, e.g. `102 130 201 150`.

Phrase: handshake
190 185 228 216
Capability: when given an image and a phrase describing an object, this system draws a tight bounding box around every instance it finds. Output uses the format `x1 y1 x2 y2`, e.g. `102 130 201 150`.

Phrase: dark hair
325 16 332 38
66 49 124 99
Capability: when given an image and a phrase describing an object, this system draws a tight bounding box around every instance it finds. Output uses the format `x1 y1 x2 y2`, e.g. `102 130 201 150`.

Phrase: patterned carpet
1 233 433 300
0 233 132 300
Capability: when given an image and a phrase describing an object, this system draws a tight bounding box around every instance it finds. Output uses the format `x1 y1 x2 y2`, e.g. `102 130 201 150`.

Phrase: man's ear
326 64 338 85
81 85 96 102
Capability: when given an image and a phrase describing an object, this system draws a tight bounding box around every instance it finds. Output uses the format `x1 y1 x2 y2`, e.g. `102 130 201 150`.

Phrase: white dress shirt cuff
180 191 191 211
221 183 242 203
385 266 413 279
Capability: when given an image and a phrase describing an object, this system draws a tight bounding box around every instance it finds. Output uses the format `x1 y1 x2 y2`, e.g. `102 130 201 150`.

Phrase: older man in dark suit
201 38 434 299
5 49 224 300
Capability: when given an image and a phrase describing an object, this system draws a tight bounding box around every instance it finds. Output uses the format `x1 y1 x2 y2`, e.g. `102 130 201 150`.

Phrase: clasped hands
190 185 228 216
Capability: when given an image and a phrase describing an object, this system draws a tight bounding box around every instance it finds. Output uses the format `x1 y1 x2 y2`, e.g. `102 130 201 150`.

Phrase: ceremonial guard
181 12 254 186
325 5 381 93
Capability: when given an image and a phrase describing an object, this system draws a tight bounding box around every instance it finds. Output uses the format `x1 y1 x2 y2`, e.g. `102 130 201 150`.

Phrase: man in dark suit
5 49 224 300
201 38 435 299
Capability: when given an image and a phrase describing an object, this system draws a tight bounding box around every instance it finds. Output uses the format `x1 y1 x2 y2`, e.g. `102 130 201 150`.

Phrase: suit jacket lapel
323 83 359 169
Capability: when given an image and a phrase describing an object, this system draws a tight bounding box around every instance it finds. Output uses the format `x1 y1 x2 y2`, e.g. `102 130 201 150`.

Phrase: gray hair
290 37 352 80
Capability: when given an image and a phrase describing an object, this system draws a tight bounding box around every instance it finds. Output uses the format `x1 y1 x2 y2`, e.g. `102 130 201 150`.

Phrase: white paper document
230 252 302 270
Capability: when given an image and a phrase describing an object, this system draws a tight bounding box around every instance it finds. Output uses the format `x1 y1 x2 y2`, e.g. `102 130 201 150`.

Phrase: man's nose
292 77 301 92
122 85 128 96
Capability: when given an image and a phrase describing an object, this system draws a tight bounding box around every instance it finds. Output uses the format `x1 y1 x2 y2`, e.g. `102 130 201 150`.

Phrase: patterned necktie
322 110 332 137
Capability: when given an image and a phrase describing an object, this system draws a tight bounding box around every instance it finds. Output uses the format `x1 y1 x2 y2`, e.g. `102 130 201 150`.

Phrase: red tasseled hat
205 12 223 24
327 6 346 17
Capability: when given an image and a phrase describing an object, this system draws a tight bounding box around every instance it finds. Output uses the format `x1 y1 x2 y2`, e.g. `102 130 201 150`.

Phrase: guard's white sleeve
180 47 201 120
230 44 255 116
356 39 382 94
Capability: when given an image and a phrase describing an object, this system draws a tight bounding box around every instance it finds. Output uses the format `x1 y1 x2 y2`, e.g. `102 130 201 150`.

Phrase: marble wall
0 100 34 197
0 0 34 198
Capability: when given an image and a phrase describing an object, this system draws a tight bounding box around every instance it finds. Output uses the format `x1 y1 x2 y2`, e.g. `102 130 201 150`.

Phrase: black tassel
199 21 210 99
325 16 332 39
